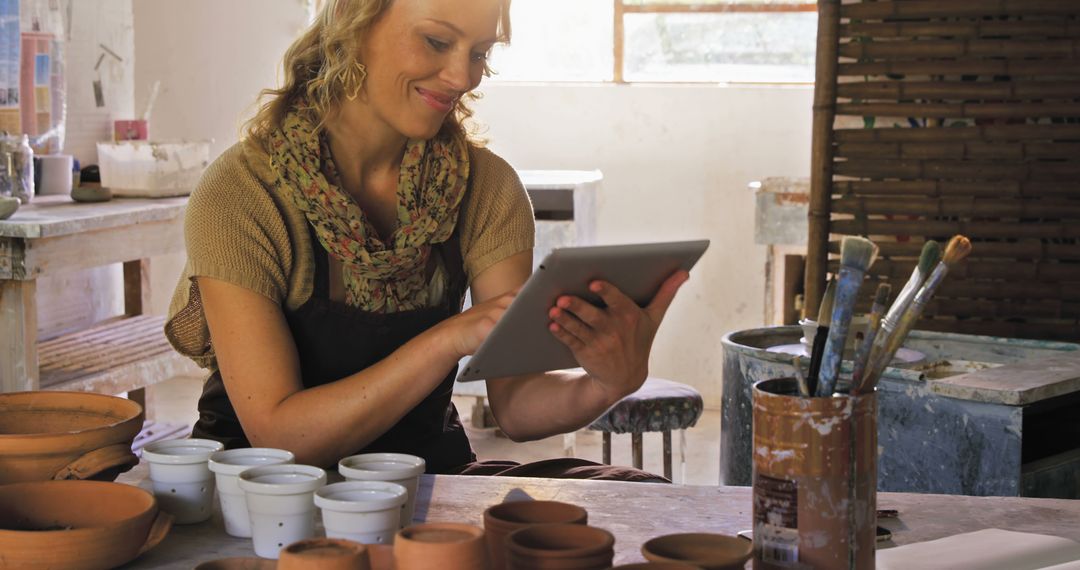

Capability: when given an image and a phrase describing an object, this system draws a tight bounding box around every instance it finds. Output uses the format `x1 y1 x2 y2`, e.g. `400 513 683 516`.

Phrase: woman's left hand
547 270 690 402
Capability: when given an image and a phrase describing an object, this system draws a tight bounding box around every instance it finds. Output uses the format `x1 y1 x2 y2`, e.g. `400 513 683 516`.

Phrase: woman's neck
324 104 407 199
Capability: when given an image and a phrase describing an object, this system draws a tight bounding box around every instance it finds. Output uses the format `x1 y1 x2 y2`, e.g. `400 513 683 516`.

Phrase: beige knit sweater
165 139 535 371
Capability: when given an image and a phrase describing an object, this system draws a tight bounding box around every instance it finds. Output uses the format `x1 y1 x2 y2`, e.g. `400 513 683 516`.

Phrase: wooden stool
587 377 703 482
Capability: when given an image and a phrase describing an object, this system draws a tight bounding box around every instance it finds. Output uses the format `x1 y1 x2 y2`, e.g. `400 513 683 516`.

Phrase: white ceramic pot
141 438 224 524
338 453 425 528
238 464 327 559
315 480 407 545
208 448 295 538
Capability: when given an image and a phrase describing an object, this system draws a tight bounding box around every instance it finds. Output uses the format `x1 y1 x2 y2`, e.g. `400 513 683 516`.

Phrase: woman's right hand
440 288 518 358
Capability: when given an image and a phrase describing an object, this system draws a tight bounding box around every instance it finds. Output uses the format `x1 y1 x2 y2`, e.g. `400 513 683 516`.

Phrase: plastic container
142 438 225 524
316 481 407 545
339 453 425 528
96 140 210 197
238 464 327 559
208 447 296 538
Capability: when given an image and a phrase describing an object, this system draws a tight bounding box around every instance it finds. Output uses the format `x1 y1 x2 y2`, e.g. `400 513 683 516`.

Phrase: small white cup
339 453 425 528
141 438 224 524
238 464 327 559
315 480 407 544
208 447 296 538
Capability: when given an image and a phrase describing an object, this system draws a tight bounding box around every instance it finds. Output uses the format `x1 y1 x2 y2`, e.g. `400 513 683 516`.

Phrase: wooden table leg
0 279 39 392
602 432 612 464
123 259 152 316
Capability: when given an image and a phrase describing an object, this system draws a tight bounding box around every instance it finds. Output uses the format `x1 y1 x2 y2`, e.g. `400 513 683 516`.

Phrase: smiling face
353 0 504 141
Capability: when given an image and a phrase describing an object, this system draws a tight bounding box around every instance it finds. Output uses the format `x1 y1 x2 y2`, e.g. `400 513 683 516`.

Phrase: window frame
613 1 817 83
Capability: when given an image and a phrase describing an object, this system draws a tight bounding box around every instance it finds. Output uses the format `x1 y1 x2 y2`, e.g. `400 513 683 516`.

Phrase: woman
165 0 689 479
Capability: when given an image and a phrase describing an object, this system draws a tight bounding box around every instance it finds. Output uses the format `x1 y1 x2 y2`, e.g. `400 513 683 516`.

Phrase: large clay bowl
0 480 173 570
641 533 752 570
0 391 143 483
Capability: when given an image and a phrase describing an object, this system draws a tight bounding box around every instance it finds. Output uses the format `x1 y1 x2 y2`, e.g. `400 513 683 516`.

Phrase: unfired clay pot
641 533 752 570
484 500 589 570
278 537 370 570
0 391 143 484
0 479 172 570
394 522 488 570
506 524 615 570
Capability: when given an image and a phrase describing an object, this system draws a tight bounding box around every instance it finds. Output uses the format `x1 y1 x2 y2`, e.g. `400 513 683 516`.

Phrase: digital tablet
456 239 710 382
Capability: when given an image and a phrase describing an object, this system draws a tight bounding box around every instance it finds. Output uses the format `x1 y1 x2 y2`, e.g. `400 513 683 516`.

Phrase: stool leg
602 432 612 464
632 433 643 470
679 429 688 484
663 430 673 482
563 432 576 458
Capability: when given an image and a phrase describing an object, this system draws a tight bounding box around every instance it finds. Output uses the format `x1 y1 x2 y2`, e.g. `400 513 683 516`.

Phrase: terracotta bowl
641 533 752 570
0 480 173 570
0 391 143 483
506 524 615 569
279 537 369 570
612 563 703 569
485 500 589 570
394 522 487 570
194 558 277 570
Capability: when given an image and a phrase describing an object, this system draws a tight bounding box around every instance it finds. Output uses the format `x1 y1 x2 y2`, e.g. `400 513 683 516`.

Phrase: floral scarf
268 110 470 313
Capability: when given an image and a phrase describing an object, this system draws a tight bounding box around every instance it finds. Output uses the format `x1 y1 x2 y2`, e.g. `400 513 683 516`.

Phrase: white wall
471 83 814 407
132 0 310 315
37 0 134 338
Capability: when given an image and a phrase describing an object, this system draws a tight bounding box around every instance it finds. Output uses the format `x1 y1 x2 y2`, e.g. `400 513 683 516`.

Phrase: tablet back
456 239 709 382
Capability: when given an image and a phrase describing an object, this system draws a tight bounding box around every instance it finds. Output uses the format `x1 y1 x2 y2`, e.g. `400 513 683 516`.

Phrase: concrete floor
146 375 722 486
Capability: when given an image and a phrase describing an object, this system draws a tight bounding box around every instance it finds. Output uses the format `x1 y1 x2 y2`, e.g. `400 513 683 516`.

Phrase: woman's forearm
238 326 461 467
486 370 628 442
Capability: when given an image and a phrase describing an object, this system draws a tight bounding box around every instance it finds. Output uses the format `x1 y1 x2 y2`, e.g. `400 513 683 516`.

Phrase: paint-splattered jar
752 378 877 570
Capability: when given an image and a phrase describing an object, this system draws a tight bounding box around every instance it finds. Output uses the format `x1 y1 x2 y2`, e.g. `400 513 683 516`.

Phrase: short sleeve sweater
164 138 535 371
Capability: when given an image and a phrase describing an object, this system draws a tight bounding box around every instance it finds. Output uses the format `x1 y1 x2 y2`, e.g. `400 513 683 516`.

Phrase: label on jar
754 473 800 566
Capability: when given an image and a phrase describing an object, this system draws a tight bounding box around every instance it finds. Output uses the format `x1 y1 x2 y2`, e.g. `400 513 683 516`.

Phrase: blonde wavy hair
246 0 511 148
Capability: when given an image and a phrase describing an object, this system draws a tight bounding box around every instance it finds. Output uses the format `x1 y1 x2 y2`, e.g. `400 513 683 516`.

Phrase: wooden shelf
38 315 201 394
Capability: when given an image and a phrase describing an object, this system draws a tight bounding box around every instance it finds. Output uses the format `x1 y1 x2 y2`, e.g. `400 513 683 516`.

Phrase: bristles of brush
873 282 892 308
816 279 837 328
943 235 973 267
840 236 879 273
918 240 942 278
793 355 810 397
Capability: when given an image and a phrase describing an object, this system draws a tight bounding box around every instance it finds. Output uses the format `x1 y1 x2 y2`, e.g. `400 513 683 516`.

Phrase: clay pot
506 524 615 570
0 391 143 484
278 537 370 570
193 558 277 570
209 447 296 538
339 453 425 528
641 533 752 570
394 522 487 570
0 479 172 570
367 544 395 570
484 501 589 570
612 564 703 569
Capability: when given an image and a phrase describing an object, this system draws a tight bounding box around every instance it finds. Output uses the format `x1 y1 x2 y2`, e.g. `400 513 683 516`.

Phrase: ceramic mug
142 438 224 524
315 481 407 545
238 464 327 559
338 453 425 528
208 447 295 538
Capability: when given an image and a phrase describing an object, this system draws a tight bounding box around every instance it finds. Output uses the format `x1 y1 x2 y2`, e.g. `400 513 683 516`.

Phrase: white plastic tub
96 140 211 197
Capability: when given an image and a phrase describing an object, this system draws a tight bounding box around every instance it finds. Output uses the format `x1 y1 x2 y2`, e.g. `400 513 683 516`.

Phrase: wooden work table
0 195 199 397
116 463 1080 568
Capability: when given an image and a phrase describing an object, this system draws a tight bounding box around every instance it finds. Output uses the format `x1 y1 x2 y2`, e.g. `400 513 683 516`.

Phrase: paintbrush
816 236 879 397
852 282 891 394
793 355 810 398
861 241 940 390
806 278 836 398
865 235 973 389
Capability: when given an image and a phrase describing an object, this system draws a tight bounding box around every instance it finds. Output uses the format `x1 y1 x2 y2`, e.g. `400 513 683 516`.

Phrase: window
489 0 817 83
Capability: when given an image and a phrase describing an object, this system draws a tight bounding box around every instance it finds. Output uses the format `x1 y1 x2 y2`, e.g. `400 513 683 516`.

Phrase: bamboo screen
806 0 1080 342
